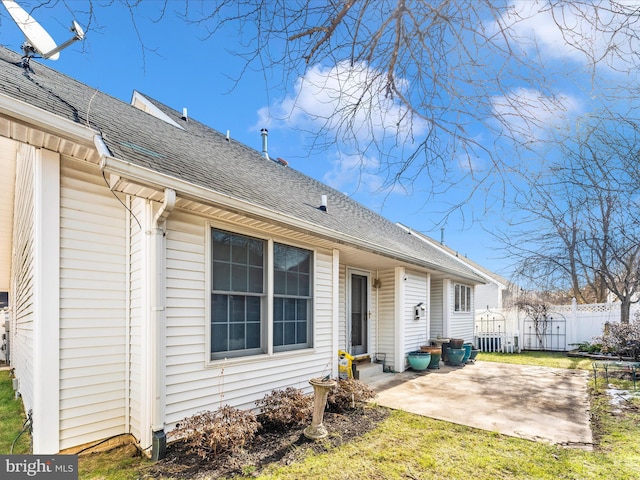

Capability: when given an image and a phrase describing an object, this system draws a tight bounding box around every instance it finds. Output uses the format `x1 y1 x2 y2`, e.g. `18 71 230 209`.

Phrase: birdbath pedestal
304 377 337 440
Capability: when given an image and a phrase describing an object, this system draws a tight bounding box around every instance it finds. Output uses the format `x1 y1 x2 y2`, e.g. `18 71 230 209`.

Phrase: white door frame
346 268 371 357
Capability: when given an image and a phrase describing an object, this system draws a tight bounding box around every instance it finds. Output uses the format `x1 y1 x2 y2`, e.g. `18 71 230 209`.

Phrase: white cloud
255 60 428 144
496 0 640 71
255 60 428 197
322 151 382 193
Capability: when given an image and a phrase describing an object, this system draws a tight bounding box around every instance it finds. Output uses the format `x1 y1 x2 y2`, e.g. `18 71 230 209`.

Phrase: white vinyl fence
474 300 639 353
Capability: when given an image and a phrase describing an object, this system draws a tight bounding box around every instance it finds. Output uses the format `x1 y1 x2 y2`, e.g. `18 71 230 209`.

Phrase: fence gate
475 308 518 353
523 310 567 351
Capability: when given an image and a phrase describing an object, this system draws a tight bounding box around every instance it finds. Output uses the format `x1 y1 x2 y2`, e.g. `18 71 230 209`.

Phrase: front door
350 273 369 356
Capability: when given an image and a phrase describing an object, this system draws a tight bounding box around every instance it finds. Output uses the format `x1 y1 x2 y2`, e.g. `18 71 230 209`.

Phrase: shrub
575 342 602 353
327 378 375 413
255 387 313 429
596 320 640 360
172 405 259 458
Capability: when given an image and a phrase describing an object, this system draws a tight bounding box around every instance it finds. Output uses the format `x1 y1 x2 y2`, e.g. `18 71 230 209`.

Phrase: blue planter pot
445 348 466 366
468 349 480 363
428 352 441 369
462 343 473 363
407 351 431 371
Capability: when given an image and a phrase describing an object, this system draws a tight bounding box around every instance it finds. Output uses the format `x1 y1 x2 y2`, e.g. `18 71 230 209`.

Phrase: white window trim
454 283 472 313
204 222 317 367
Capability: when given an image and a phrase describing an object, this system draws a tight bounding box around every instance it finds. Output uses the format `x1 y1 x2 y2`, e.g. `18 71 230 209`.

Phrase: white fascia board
0 91 97 145
99 154 479 279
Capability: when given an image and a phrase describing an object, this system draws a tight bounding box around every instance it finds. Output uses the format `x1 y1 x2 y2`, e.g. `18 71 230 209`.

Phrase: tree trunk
620 299 631 324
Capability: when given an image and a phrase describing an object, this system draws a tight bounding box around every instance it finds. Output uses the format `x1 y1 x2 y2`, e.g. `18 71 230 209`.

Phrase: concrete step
364 372 398 390
355 361 383 380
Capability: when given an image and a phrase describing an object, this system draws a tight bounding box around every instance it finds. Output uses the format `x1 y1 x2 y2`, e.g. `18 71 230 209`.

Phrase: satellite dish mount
2 0 85 67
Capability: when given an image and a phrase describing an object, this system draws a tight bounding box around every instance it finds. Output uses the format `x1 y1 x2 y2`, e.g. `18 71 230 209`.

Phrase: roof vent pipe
260 128 269 160
319 194 327 212
440 227 445 245
182 108 188 121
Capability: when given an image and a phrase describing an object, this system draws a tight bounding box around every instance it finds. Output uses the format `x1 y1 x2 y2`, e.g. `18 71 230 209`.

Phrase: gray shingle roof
0 46 483 282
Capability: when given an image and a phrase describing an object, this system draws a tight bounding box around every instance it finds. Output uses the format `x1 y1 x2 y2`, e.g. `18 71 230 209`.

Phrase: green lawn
478 350 594 370
2 353 639 479
0 370 30 454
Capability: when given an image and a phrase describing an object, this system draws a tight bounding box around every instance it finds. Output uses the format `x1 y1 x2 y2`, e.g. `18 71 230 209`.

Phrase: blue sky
1 1 633 280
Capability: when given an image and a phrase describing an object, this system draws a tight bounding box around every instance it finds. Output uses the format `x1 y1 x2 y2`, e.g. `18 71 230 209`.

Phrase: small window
211 229 265 359
454 284 472 312
273 243 313 351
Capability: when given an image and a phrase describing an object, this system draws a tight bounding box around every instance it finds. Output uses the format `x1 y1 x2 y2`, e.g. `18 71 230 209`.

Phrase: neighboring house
397 224 513 310
0 46 484 456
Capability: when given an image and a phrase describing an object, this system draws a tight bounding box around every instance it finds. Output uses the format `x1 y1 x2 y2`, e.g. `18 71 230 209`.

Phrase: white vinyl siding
475 282 500 310
376 269 396 370
58 159 127 450
448 316 475 343
430 279 444 338
163 213 335 430
10 144 36 415
0 136 16 291
403 270 429 359
164 211 207 419
127 197 146 443
448 281 475 343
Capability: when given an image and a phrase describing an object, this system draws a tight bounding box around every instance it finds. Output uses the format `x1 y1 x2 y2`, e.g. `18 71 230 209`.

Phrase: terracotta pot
420 346 442 355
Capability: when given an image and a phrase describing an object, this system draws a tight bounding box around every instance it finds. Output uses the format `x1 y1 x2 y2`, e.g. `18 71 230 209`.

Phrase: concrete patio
367 360 593 448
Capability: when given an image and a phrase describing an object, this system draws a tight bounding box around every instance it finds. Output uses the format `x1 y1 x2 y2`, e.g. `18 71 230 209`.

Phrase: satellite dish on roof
2 0 85 65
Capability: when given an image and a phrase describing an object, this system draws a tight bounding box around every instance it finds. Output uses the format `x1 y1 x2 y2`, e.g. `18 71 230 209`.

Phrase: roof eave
0 91 98 147
99 153 483 283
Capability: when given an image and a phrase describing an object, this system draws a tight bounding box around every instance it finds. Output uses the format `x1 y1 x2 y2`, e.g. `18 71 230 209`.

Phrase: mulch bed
143 406 390 479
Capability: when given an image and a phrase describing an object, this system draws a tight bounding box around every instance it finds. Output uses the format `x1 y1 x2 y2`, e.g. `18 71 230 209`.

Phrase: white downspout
149 188 175 460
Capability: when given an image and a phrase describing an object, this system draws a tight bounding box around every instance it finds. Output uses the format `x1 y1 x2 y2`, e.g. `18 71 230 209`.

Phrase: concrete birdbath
304 377 337 440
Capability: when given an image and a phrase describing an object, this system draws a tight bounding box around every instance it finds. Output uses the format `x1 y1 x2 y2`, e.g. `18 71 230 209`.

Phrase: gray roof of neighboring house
0 46 484 282
399 224 511 286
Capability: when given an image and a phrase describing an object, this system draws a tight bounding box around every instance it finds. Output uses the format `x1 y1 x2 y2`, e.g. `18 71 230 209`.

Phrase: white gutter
0 92 97 145
99 154 482 283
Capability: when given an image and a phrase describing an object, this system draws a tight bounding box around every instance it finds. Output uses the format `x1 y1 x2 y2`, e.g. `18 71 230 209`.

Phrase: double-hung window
454 284 472 312
210 229 313 359
211 230 265 359
273 243 312 351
